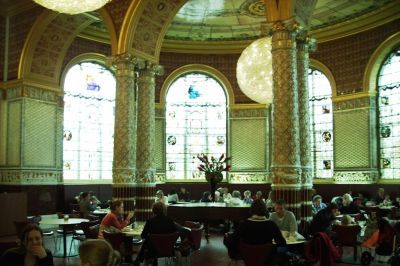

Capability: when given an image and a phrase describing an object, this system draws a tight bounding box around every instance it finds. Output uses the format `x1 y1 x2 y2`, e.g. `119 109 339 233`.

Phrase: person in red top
98 200 134 239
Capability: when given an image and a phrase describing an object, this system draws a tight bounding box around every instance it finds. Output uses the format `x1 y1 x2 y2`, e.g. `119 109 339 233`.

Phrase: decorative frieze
5 86 57 102
228 172 270 183
229 108 268 118
333 171 379 184
334 96 373 111
0 169 61 184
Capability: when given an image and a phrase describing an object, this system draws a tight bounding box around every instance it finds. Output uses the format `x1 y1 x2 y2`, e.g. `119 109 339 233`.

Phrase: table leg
63 230 67 258
205 221 210 243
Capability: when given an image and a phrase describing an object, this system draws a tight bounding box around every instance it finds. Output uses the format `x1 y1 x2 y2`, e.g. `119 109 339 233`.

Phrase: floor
45 232 392 266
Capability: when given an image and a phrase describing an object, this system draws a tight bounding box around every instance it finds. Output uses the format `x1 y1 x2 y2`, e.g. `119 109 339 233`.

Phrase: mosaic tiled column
112 53 138 215
297 34 316 222
268 20 302 218
135 61 164 221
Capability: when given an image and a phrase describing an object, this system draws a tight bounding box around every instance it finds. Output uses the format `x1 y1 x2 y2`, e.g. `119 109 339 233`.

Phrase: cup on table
64 214 69 221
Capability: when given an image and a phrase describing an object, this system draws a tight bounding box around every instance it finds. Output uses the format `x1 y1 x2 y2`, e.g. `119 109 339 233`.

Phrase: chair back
190 224 204 251
332 224 361 246
80 220 99 239
184 221 201 229
239 241 273 266
148 232 179 258
103 230 125 251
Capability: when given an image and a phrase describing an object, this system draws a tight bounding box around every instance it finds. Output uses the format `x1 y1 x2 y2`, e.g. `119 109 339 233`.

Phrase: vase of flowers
197 153 231 201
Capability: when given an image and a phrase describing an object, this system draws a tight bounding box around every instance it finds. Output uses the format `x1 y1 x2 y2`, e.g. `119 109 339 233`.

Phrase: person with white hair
339 193 360 214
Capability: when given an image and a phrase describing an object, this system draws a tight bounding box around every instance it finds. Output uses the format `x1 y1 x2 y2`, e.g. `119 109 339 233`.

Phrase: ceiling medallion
240 0 265 18
33 0 111 15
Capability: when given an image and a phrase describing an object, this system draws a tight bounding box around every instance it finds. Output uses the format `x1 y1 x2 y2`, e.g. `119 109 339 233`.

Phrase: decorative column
112 53 137 215
297 33 316 222
135 61 164 221
268 20 302 218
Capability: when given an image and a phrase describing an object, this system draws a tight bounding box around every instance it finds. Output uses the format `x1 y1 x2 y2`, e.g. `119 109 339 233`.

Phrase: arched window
378 47 400 180
165 72 227 180
63 62 116 181
308 68 334 178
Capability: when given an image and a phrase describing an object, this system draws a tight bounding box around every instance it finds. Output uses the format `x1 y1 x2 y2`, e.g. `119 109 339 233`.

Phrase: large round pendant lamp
33 0 110 15
236 37 273 104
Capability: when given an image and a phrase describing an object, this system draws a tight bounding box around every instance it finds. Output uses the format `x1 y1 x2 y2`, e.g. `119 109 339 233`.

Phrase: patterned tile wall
105 0 131 38
7 101 21 166
0 17 4 79
24 99 56 167
334 108 370 168
8 7 43 80
62 37 111 72
312 18 400 96
155 118 165 170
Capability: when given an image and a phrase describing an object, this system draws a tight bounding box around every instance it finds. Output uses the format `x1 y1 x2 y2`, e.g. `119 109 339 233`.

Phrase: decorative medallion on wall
63 130 72 141
168 162 176 171
216 136 225 145
168 111 176 118
382 158 391 168
322 131 332 142
322 105 330 114
380 126 391 138
323 160 331 169
381 96 389 105
167 135 176 145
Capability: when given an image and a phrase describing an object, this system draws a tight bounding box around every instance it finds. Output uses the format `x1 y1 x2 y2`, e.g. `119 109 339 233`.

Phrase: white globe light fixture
236 37 273 104
33 0 110 15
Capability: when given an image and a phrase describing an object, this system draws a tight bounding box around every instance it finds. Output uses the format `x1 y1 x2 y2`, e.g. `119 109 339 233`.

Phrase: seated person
253 190 264 201
362 217 396 256
382 194 392 206
79 191 97 218
311 195 327 215
227 190 242 205
224 199 286 255
242 190 253 205
155 190 168 205
167 189 179 204
373 187 385 205
340 193 360 214
98 200 134 238
269 199 297 237
309 203 339 236
88 191 101 206
214 190 224 203
78 239 120 266
134 202 180 265
265 191 274 210
1 224 54 266
200 191 212 203
178 187 190 202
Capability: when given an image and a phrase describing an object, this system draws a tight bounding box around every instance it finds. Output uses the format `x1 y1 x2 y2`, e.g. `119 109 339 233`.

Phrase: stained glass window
378 47 400 180
165 72 227 180
308 68 334 178
63 62 116 180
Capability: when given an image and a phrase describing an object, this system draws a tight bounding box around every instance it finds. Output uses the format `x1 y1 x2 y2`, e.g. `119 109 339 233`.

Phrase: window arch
165 72 228 180
308 66 334 179
63 61 116 181
378 46 400 180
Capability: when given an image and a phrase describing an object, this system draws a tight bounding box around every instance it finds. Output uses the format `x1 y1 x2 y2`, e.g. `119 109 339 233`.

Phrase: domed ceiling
164 0 396 42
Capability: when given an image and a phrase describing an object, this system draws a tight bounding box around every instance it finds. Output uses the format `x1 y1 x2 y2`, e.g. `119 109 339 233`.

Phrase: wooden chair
69 220 99 255
239 241 273 266
103 231 133 263
332 224 361 261
148 232 179 265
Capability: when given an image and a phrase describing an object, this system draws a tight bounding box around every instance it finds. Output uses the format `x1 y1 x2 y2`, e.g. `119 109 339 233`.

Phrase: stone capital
137 60 164 76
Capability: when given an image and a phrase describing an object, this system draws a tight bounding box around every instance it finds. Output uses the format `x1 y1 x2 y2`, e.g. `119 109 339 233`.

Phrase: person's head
156 190 164 199
202 191 211 200
152 201 167 216
232 190 241 199
79 239 120 266
378 188 385 197
20 224 45 254
274 199 286 215
180 187 186 193
110 200 124 215
341 214 352 226
214 190 221 199
250 199 268 217
81 192 90 201
313 195 323 206
342 193 353 206
243 190 251 198
326 203 338 216
255 191 263 199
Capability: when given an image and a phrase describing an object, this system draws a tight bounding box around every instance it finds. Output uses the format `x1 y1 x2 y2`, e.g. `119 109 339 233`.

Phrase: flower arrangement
197 153 231 182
